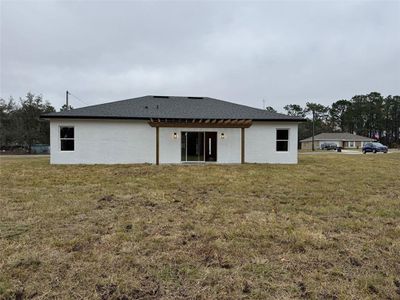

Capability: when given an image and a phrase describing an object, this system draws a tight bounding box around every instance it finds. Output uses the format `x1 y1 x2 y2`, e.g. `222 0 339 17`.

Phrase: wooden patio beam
148 119 252 128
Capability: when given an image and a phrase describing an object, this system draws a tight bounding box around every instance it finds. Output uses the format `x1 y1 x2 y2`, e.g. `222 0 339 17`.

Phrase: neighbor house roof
300 132 375 142
42 95 304 121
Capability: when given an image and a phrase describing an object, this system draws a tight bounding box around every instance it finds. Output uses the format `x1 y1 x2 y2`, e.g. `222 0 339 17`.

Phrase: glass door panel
181 132 205 161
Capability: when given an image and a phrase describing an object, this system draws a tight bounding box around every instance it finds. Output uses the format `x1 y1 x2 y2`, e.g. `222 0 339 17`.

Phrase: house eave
41 115 305 122
40 115 149 121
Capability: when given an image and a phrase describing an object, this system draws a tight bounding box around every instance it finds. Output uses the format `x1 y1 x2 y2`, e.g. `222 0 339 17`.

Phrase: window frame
59 125 75 152
276 128 289 152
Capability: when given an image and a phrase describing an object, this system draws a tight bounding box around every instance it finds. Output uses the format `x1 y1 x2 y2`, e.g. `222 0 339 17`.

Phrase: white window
276 129 289 152
60 126 74 151
348 141 355 148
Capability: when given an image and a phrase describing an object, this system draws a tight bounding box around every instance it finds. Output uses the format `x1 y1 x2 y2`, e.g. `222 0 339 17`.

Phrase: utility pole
311 110 315 151
66 90 69 110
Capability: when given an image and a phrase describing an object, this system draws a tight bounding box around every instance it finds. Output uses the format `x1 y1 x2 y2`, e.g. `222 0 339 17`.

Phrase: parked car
362 142 388 154
320 143 337 150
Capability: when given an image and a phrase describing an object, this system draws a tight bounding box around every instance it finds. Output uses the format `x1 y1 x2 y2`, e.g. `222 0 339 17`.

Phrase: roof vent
153 96 169 99
188 97 203 99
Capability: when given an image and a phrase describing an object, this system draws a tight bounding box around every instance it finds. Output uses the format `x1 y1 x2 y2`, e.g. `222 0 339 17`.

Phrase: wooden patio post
241 127 245 164
156 126 159 165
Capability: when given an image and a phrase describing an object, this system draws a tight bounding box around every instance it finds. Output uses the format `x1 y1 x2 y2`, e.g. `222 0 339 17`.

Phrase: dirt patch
298 282 310 298
368 284 379 294
394 280 400 295
95 283 118 300
96 277 161 300
242 281 251 294
97 194 117 209
200 247 233 269
349 257 362 267
12 258 41 270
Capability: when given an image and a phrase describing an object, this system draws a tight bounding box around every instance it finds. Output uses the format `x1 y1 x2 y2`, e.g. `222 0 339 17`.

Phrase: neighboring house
42 95 304 164
300 132 375 150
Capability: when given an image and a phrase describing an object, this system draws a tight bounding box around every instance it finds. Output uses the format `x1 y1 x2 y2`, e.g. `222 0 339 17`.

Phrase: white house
42 95 304 164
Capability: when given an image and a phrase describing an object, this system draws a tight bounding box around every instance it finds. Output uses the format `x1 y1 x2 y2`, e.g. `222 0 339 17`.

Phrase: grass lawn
1 154 399 299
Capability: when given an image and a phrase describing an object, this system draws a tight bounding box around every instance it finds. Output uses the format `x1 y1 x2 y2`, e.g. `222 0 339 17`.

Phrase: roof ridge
42 95 305 121
202 96 300 119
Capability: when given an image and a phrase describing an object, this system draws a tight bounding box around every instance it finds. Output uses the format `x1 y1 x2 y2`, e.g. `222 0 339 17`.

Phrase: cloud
1 0 399 111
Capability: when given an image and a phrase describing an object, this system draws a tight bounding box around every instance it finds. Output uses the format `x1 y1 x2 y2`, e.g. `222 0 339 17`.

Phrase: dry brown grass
0 154 399 299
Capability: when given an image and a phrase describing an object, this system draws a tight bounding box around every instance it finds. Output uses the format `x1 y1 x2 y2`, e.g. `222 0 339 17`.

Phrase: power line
67 91 89 106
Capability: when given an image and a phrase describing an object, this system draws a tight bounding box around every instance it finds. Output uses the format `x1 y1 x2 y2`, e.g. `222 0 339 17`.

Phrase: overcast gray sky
1 0 399 111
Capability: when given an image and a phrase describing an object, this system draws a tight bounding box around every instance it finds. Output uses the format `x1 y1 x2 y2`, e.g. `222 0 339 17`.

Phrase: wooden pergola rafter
148 118 252 128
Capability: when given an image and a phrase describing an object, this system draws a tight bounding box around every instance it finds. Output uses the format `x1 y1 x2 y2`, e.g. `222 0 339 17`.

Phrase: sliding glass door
181 132 204 161
181 132 217 162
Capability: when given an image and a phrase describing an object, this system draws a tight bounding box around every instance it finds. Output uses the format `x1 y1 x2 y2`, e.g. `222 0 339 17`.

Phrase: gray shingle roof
42 95 304 121
300 132 375 142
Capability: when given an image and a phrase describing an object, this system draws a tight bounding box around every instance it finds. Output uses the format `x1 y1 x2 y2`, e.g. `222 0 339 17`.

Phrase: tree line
0 93 56 152
0 91 399 152
280 92 400 147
